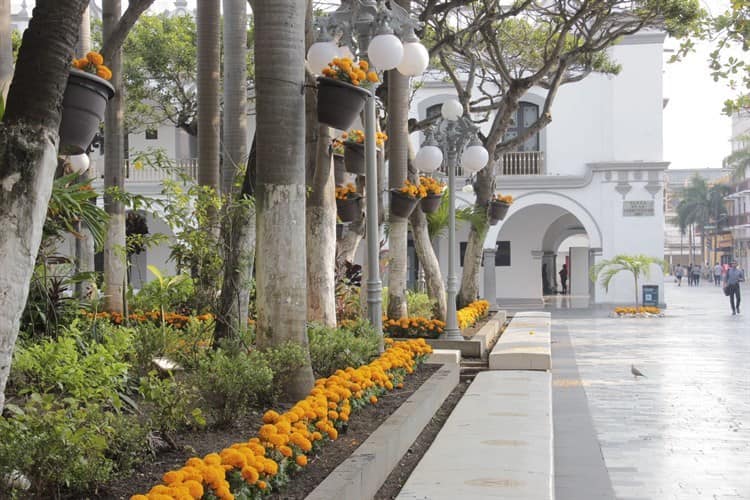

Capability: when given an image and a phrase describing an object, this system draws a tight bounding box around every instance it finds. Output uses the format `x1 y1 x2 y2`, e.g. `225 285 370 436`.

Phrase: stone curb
305 363 460 500
424 310 506 358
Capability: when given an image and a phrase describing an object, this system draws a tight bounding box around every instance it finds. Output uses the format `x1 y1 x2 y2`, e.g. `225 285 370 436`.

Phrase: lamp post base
443 327 463 341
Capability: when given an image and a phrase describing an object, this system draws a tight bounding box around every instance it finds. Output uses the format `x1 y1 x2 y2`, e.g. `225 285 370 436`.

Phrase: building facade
726 109 750 271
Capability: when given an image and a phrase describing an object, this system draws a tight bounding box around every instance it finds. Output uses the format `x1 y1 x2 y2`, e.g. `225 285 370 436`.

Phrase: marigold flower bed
384 300 489 339
82 310 215 329
130 338 432 500
457 299 489 329
612 306 663 317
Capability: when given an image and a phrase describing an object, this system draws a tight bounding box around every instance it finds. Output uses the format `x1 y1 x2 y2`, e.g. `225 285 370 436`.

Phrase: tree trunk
386 59 410 319
197 0 221 199
221 0 247 196
338 216 365 264
103 0 127 314
0 0 13 96
75 7 96 299
0 0 89 415
254 0 314 401
214 0 251 342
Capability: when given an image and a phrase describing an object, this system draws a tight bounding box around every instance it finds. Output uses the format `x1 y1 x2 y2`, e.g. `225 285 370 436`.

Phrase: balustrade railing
92 158 198 183
500 151 544 175
728 214 750 226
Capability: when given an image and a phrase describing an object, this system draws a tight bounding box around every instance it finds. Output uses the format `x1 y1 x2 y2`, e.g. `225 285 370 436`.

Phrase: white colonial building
408 30 670 308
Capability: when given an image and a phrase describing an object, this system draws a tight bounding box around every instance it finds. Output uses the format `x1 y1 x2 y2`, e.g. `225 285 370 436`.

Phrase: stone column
483 247 497 306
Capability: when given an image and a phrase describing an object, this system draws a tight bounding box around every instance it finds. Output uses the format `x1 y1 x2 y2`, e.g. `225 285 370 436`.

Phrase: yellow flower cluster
321 58 379 87
341 129 388 148
82 310 214 329
419 176 446 196
456 299 490 329
335 183 359 201
130 339 432 500
383 316 446 339
614 306 661 315
399 179 428 199
72 51 112 80
493 193 513 204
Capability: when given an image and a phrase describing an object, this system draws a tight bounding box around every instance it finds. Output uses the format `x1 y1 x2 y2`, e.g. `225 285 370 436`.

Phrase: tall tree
386 5 412 319
0 0 12 96
676 175 730 264
724 133 750 180
197 0 221 197
0 0 90 414
590 254 666 306
416 0 700 306
304 0 337 327
254 0 315 400
102 0 127 313
215 0 254 342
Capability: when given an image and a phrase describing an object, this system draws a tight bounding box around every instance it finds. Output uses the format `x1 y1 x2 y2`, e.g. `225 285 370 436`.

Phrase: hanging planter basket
420 193 443 214
59 69 115 155
317 77 369 130
390 189 420 219
344 143 366 175
488 200 510 226
334 154 348 185
337 195 362 223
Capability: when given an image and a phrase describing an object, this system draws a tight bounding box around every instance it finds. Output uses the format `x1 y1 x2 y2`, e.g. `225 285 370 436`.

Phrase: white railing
500 151 545 175
92 158 198 183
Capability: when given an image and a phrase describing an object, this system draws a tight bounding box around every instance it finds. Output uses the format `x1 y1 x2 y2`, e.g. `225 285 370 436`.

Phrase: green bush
406 290 437 318
130 273 195 314
129 321 183 374
194 349 274 426
0 394 144 497
307 323 380 378
262 342 308 399
139 371 205 437
10 327 132 407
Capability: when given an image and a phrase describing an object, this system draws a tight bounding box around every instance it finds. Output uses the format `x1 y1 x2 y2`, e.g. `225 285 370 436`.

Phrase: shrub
130 273 195 314
0 394 142 497
262 342 308 400
139 371 205 439
406 290 436 318
307 323 380 377
194 349 274 426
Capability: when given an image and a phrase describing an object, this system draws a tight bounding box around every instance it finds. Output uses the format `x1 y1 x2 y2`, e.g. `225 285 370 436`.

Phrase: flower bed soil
104 363 447 500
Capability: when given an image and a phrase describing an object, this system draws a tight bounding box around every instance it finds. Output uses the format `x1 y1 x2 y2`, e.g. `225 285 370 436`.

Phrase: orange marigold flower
370 395 378 404
184 480 204 498
86 51 104 65
296 454 308 466
162 470 185 484
257 480 268 490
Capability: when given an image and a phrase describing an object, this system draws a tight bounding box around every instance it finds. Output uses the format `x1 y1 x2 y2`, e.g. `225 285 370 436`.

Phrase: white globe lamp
441 99 463 121
367 33 403 70
461 144 489 173
397 41 429 76
338 44 354 60
66 154 90 174
415 144 443 173
307 41 339 75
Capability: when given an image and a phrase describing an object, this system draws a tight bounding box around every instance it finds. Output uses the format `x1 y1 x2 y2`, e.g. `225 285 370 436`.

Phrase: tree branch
101 0 156 63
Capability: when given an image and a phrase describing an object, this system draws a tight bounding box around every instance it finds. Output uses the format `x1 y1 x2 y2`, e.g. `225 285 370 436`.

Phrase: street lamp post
307 1 429 342
415 99 488 340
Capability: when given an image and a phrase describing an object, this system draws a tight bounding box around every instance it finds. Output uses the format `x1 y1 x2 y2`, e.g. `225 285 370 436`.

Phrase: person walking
559 264 568 294
687 264 693 286
675 264 684 286
724 260 745 315
691 263 702 286
713 262 723 286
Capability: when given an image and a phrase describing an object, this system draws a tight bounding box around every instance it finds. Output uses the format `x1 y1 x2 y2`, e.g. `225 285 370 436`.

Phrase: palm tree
724 134 750 181
254 0 315 401
676 175 730 265
590 254 666 306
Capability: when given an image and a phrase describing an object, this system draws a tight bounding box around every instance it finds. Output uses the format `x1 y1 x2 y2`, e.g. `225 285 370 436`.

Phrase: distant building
726 109 750 271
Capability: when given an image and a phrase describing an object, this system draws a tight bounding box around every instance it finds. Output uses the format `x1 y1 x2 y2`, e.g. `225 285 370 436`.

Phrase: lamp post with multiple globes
306 1 429 339
415 99 489 340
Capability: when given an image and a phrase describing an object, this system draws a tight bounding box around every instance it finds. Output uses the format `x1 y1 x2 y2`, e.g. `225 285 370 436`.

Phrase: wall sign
623 200 654 217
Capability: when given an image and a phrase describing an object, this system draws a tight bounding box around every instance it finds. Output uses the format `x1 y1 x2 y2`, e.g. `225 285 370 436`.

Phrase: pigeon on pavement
631 364 647 378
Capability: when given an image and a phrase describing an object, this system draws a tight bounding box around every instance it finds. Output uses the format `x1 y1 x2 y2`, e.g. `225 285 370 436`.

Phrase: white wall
569 246 590 295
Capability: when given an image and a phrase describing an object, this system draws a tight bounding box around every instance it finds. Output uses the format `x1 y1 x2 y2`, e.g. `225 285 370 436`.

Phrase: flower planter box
488 200 510 225
343 143 366 175
420 193 443 214
390 189 420 219
59 69 115 155
333 154 348 185
317 77 369 131
336 195 362 223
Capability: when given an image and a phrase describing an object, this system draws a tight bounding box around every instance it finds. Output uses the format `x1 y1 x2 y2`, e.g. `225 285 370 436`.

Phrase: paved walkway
552 282 749 500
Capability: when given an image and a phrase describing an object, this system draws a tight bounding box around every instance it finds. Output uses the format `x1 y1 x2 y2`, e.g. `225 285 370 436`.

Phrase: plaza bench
396 370 554 500
489 311 551 371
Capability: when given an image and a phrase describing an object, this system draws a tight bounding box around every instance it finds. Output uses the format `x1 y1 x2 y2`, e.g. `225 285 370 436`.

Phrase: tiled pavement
551 282 749 500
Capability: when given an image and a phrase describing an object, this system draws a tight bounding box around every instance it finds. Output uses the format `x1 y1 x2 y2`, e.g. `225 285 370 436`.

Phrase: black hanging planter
334 154 347 185
317 77 369 130
488 200 510 226
59 69 115 155
420 193 443 214
390 190 420 219
344 143 366 175
336 195 362 223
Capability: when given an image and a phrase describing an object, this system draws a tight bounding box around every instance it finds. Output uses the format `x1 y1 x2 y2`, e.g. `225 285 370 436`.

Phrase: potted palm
317 58 379 130
391 179 426 218
488 193 513 225
60 52 115 154
341 129 387 175
336 183 362 222
418 176 446 214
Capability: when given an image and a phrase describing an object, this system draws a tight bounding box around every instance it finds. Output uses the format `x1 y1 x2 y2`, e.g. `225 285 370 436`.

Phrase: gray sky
10 0 738 169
